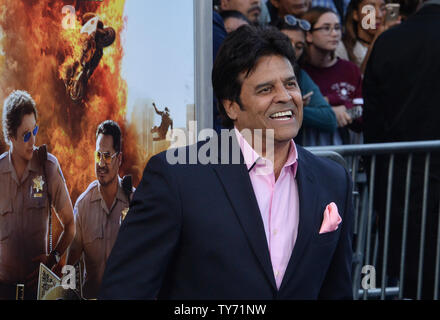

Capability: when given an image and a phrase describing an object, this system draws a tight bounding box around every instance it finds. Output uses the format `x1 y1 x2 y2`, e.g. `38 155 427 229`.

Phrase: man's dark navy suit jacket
99 135 354 299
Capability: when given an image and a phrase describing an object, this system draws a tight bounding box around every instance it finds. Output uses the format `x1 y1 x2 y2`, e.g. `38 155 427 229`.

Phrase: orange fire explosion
0 1 144 242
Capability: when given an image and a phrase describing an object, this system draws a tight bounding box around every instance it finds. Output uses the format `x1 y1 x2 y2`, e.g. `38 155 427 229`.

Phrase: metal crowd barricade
307 140 440 300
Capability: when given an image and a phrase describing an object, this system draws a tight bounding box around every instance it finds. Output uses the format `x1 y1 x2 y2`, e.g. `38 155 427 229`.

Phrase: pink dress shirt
235 128 300 289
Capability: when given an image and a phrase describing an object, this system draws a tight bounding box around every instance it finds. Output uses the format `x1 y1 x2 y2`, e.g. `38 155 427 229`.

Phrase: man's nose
274 86 292 103
97 157 106 167
29 133 36 146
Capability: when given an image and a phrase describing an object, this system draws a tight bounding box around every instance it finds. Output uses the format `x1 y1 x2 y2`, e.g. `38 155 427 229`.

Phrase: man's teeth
270 110 293 119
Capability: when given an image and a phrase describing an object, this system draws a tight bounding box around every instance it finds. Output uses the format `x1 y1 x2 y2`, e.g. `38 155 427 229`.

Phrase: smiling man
100 26 353 300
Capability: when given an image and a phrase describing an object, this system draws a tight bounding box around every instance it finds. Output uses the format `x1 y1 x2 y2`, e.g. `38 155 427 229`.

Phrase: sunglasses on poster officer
95 151 119 165
23 125 39 143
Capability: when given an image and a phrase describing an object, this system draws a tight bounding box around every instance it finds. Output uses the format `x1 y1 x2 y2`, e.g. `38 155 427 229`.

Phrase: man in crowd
0 90 75 299
99 26 353 300
66 120 133 299
219 0 262 24
220 10 250 33
363 0 440 299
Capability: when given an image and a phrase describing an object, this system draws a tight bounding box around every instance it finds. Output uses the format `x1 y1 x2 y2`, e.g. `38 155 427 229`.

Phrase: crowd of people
213 0 414 147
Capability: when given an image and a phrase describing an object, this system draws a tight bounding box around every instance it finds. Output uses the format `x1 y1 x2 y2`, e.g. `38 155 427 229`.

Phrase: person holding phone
301 7 363 145
356 2 401 73
336 0 387 71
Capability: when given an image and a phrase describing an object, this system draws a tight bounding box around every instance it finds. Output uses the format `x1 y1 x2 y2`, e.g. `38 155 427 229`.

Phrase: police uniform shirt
72 178 130 299
0 149 72 283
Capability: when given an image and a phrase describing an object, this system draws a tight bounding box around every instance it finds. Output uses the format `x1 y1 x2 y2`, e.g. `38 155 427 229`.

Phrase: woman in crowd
301 7 363 145
336 0 386 69
275 15 337 146
336 0 400 73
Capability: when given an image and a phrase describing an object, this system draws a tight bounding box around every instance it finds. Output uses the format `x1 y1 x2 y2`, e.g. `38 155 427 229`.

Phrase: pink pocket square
319 202 342 234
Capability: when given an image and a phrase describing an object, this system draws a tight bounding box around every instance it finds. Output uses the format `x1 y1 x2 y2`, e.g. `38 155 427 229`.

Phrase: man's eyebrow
21 126 34 134
285 76 297 82
255 81 275 91
254 75 297 90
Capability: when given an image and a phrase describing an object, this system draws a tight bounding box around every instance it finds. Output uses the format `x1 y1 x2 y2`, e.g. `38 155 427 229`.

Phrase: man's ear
222 99 240 122
117 152 122 167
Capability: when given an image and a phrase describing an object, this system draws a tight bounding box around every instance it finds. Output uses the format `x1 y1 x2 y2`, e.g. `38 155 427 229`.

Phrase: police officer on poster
0 90 75 299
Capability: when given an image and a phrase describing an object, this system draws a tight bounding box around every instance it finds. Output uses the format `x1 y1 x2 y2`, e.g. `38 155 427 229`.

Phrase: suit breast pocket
313 228 341 247
0 201 12 242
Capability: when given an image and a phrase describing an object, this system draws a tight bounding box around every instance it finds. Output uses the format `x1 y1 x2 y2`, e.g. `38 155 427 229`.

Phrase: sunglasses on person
23 125 39 143
94 150 119 165
284 15 311 31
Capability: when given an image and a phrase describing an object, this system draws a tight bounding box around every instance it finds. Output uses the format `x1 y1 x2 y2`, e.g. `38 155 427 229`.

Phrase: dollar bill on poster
37 263 61 300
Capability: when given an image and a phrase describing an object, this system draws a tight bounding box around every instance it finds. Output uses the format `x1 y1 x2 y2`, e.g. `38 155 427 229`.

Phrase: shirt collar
92 176 128 203
234 127 299 177
0 150 14 173
1 149 38 183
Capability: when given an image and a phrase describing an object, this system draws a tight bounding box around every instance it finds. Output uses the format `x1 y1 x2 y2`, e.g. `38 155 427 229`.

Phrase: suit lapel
279 150 319 292
212 134 277 291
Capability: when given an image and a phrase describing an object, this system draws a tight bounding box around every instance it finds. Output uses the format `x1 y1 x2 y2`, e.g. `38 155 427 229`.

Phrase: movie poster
0 1 196 282
0 0 195 211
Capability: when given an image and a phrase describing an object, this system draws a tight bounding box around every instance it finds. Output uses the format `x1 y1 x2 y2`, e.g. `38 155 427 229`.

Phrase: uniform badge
121 207 129 223
33 175 45 198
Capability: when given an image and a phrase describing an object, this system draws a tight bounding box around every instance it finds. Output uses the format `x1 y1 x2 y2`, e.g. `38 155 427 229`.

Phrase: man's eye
259 87 271 94
286 81 298 88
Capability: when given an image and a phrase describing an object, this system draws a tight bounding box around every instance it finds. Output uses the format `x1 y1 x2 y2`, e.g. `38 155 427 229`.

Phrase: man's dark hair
2 90 38 144
220 10 250 24
212 25 297 128
96 120 122 153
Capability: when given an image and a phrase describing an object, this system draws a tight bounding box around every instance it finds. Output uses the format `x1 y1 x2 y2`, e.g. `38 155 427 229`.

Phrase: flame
0 1 144 240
